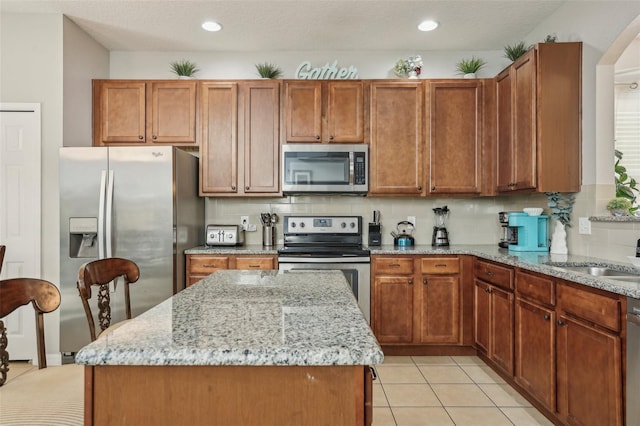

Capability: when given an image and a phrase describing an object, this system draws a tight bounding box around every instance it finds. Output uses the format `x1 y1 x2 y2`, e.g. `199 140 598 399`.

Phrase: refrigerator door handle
98 170 107 260
106 170 114 259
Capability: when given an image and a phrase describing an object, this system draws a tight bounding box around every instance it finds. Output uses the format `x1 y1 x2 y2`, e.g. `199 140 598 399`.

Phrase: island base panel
86 365 367 425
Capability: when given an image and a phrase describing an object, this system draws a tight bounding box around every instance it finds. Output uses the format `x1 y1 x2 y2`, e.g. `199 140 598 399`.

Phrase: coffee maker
508 212 550 252
498 211 518 248
432 206 450 247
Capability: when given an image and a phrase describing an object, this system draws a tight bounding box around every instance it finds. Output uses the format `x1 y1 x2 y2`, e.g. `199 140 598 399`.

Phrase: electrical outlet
578 217 591 235
407 216 416 227
240 216 249 230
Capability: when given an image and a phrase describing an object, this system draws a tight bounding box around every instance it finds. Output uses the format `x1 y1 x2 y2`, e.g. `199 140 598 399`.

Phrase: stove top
280 215 367 256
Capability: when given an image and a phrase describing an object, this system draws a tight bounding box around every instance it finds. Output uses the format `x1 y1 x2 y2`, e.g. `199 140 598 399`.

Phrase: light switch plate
578 217 591 235
407 216 416 228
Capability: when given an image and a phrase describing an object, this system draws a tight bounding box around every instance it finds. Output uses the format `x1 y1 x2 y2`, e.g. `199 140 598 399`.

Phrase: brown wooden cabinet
495 42 581 193
425 80 483 195
200 81 280 196
93 80 197 146
372 255 462 346
284 80 364 143
369 81 424 196
186 254 277 287
473 259 514 375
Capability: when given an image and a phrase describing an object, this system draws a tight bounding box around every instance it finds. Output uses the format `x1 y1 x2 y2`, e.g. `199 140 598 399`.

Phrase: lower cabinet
186 254 277 287
372 255 462 346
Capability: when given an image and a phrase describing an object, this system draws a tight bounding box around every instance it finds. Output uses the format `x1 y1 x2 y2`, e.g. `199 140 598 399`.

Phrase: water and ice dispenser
69 217 98 258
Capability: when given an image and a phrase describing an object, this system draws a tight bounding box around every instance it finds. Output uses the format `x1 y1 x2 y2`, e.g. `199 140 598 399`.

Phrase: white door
0 103 41 362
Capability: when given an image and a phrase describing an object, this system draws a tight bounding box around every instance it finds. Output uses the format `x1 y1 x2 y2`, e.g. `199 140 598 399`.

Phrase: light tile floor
373 356 554 426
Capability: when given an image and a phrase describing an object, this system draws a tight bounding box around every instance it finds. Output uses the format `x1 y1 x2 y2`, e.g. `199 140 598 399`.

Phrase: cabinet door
418 275 460 344
239 81 280 194
515 298 555 410
490 285 514 375
473 279 491 354
511 50 537 191
148 81 197 145
96 81 146 145
426 80 482 195
200 82 239 194
327 81 364 143
372 276 414 343
284 81 322 142
556 315 623 426
495 69 513 192
369 82 424 195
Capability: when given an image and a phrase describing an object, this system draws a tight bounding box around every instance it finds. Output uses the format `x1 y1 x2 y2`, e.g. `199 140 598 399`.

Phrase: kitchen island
75 270 383 425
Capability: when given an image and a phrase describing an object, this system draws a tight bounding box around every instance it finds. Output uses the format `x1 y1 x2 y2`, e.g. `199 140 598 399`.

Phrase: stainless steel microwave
282 144 368 194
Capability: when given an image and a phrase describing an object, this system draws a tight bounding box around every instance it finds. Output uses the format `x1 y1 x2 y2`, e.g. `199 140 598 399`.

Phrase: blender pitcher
432 206 450 247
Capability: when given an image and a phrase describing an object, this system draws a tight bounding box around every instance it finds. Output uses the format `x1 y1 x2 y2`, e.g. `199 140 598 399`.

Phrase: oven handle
278 256 370 263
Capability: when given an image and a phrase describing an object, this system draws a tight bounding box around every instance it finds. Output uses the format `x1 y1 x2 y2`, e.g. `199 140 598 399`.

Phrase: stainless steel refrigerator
59 146 204 354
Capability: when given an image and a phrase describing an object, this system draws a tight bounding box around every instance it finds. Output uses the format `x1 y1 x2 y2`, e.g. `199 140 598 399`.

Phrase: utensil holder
262 226 275 247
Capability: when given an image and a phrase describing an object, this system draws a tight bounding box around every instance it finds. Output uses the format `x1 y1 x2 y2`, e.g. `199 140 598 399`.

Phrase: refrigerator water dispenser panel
69 217 98 258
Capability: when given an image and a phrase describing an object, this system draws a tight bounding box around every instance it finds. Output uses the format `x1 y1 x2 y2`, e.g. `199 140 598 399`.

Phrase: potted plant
614 149 638 214
170 59 199 79
255 62 283 79
607 197 632 216
455 56 486 78
504 41 532 61
394 55 423 79
543 34 557 43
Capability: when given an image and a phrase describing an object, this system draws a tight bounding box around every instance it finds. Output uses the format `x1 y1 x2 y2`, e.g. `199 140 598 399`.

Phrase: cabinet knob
431 186 436 191
231 185 236 190
329 135 334 140
315 135 321 140
423 279 428 285
417 186 422 191
138 135 144 140
557 320 566 326
152 135 157 140
408 279 413 285
485 270 494 276
544 314 551 321
245 186 250 190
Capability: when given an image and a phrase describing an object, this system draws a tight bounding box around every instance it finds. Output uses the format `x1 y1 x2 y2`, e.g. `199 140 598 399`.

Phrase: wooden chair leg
0 320 9 386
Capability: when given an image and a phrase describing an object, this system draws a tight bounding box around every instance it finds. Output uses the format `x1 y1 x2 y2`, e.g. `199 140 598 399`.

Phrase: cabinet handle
543 314 551 321
423 279 428 285
315 135 321 140
408 279 413 285
557 320 566 326
138 135 144 140
435 263 447 268
485 287 493 294
388 263 401 267
152 135 157 140
203 264 218 268
485 270 494 276
369 366 378 380
248 264 260 268
231 185 236 190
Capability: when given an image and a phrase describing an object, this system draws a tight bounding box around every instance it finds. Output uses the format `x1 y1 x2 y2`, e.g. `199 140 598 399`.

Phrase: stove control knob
299 222 305 228
290 222 296 228
350 222 356 228
340 222 346 228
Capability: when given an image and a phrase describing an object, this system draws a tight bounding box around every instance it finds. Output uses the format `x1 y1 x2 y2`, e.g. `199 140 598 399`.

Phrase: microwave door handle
349 152 354 185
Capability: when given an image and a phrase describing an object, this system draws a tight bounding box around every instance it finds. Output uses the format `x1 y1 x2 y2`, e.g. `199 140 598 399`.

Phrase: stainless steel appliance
498 211 518 248
432 206 450 247
206 225 245 246
277 215 371 323
59 146 204 353
281 144 368 194
628 297 640 423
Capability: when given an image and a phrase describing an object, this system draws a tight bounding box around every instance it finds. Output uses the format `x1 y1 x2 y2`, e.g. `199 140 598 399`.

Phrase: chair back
0 245 6 275
77 257 140 341
0 278 61 385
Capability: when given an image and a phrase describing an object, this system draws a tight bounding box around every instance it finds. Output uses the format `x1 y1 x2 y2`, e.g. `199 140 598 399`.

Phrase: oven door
278 260 370 324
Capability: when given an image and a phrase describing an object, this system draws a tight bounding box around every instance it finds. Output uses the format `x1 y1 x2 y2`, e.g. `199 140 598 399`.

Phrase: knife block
368 223 381 246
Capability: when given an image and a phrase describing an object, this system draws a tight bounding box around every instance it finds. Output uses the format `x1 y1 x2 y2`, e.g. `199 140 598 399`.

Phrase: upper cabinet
369 81 424 196
425 80 484 195
495 42 582 193
284 81 364 143
92 80 197 146
199 81 281 197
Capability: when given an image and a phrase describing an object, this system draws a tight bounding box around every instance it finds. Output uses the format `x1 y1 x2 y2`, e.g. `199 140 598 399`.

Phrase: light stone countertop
185 244 640 299
75 270 383 367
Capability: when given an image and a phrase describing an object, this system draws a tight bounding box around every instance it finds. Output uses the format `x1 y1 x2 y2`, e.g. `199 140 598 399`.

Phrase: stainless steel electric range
277 215 371 323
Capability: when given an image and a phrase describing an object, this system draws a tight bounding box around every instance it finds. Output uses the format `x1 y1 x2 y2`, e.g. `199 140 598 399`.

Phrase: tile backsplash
205 193 549 247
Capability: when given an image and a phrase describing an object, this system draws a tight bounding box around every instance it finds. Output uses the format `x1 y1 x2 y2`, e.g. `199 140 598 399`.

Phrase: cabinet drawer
474 259 514 290
188 255 230 273
234 256 276 270
421 257 459 274
515 270 555 306
373 257 414 275
557 283 622 332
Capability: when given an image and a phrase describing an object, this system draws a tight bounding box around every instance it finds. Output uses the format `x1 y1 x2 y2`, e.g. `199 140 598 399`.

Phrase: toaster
206 224 245 246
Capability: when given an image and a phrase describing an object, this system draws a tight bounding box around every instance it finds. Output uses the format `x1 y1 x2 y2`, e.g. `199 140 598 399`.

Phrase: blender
432 206 450 247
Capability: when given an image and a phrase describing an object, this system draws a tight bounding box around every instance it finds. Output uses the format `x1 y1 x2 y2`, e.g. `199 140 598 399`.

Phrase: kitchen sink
558 266 639 277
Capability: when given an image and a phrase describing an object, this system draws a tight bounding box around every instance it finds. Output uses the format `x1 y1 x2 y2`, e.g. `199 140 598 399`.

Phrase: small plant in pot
455 56 486 78
255 62 283 79
170 59 199 79
607 197 632 216
504 41 532 61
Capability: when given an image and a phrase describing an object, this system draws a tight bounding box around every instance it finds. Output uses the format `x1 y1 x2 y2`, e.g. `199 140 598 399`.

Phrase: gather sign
295 60 359 80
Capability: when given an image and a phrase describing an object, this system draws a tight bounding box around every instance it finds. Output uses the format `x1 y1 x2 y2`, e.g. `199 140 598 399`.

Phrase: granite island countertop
75 269 384 367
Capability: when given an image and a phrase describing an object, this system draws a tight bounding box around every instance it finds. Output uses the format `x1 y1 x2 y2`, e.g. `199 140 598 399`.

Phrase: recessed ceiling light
418 20 439 32
202 21 222 32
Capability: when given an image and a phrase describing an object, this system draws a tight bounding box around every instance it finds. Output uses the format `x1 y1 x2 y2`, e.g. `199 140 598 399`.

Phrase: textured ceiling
1 0 567 52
